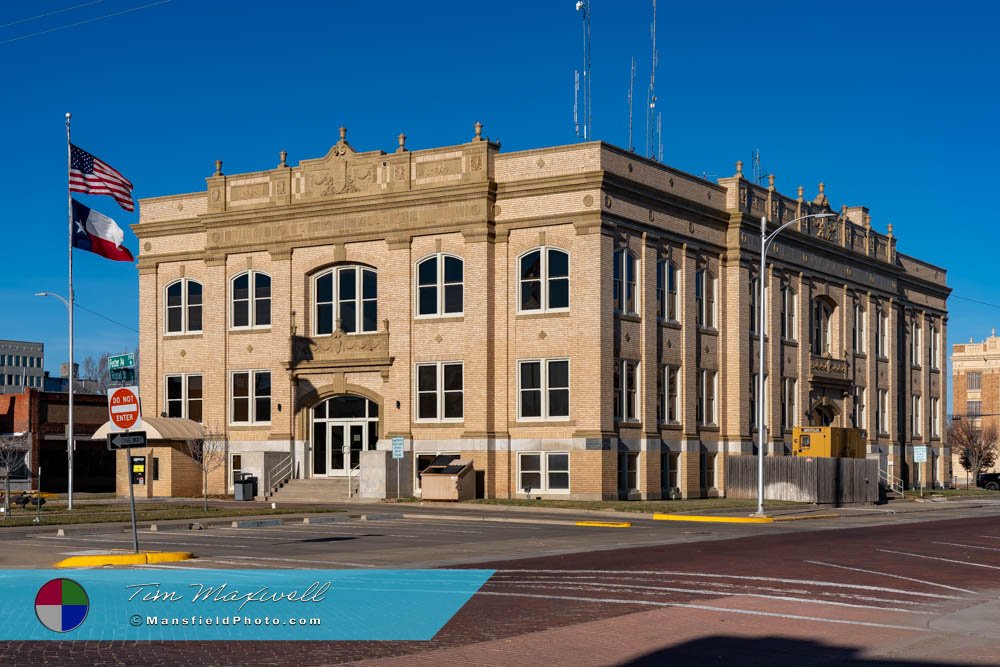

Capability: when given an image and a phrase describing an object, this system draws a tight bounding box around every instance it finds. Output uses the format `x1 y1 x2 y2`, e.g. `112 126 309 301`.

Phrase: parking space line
932 541 1000 553
220 555 376 567
804 560 975 594
877 548 1000 570
31 535 253 549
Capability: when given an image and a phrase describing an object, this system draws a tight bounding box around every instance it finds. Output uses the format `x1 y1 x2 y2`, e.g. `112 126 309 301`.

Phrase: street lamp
753 212 836 517
35 291 75 511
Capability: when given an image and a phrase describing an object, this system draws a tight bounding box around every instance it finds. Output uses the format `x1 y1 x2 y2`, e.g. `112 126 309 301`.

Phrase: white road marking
934 541 1000 553
980 535 1000 540
475 591 930 632
804 560 975 594
491 580 936 614
31 535 251 549
877 548 1000 570
494 569 960 599
221 555 376 568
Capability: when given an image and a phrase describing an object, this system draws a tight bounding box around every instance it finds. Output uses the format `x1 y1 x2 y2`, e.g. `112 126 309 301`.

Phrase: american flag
69 144 134 212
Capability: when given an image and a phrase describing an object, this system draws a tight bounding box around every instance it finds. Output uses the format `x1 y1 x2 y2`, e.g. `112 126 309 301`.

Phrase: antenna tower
575 1 592 140
646 0 658 160
627 57 636 152
752 148 767 185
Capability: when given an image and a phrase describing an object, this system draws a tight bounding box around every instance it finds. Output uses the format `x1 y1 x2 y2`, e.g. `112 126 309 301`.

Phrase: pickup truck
978 472 1000 490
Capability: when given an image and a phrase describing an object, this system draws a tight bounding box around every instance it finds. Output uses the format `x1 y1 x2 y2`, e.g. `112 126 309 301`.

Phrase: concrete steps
268 478 356 503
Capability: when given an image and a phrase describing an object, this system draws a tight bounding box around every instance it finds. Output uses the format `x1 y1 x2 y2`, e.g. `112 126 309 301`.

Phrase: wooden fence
725 456 879 505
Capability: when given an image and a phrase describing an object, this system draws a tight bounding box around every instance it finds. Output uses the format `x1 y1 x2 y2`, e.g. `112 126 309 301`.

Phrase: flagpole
65 112 75 512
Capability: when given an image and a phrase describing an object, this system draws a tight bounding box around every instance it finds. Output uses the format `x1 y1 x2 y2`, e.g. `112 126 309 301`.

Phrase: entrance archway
809 402 838 427
311 395 379 477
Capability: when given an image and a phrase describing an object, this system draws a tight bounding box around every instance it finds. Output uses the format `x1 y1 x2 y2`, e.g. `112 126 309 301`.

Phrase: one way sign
107 431 147 450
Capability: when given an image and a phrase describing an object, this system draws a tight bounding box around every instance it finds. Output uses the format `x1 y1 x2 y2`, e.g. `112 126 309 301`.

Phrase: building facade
134 126 950 500
0 340 44 393
951 331 1000 483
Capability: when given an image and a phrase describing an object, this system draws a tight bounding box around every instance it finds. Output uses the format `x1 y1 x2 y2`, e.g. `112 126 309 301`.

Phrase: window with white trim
518 452 570 493
750 277 767 335
165 279 203 334
314 265 377 335
613 249 639 315
614 360 639 422
416 254 463 317
656 260 679 321
811 299 833 355
165 373 203 422
875 309 889 358
415 362 464 422
695 269 717 328
853 386 866 430
853 303 866 354
911 394 921 436
929 323 940 370
518 359 570 420
231 271 271 329
910 319 922 367
665 365 680 425
519 247 569 312
930 397 940 438
697 369 717 426
780 285 796 340
967 400 982 418
876 389 888 435
231 370 270 424
781 378 797 432
967 372 982 391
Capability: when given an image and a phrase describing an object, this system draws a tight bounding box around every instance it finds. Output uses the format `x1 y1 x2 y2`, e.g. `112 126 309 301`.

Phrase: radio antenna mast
575 1 592 140
646 0 658 160
627 56 636 152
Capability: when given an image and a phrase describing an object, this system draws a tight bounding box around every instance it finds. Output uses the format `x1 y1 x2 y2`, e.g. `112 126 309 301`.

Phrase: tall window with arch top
314 265 377 335
519 247 569 313
231 271 271 329
165 278 203 334
416 254 463 317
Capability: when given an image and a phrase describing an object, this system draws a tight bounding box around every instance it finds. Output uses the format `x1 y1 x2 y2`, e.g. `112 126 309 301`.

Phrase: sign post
108 385 142 552
392 437 404 500
914 445 928 497
127 454 139 552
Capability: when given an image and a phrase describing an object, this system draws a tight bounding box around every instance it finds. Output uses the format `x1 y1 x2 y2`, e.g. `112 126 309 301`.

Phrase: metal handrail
879 467 905 499
347 463 361 499
264 454 294 499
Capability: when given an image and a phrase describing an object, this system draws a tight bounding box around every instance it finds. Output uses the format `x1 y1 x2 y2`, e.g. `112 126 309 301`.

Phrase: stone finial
473 121 484 142
397 133 407 153
818 182 825 196
339 126 347 144
993 328 997 337
735 160 743 177
278 150 287 168
767 174 775 189
887 223 894 237
797 185 804 202
214 159 223 176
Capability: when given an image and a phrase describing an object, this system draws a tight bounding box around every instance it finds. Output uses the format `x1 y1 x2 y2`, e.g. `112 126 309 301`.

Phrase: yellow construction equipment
792 426 866 459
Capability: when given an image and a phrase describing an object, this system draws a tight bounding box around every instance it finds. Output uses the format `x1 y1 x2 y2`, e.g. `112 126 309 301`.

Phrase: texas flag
71 199 134 262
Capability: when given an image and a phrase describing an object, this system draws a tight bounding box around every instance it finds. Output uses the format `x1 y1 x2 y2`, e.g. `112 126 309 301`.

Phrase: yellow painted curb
653 514 774 524
575 521 632 528
772 513 840 522
56 551 194 568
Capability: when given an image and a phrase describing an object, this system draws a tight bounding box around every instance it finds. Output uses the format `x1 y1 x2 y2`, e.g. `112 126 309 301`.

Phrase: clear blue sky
2 1 997 403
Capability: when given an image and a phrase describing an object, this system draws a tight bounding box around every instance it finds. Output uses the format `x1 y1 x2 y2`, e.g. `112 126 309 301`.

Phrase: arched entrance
311 395 379 477
809 402 838 426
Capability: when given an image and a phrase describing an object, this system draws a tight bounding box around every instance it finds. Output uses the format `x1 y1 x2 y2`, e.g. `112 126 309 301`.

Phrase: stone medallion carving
583 195 594 207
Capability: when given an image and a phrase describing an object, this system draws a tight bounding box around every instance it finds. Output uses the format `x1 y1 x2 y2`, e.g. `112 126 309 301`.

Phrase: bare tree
949 418 999 485
0 433 30 519
81 353 111 393
183 426 228 511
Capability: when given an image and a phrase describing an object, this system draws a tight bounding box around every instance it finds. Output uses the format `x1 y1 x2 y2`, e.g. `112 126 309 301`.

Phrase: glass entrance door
311 395 380 478
326 422 365 476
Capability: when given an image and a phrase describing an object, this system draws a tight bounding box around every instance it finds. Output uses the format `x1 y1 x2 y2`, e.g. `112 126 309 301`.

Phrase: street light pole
754 212 836 517
35 291 74 511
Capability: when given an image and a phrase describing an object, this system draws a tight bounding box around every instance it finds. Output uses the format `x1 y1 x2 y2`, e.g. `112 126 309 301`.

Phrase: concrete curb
360 513 404 521
302 515 351 524
575 521 632 528
653 513 775 524
772 513 840 522
402 512 580 527
231 519 284 528
56 551 194 568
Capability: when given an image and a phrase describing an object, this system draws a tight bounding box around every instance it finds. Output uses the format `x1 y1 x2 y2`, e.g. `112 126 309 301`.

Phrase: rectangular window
231 370 270 424
518 359 570 420
877 389 888 434
876 310 889 357
616 360 639 422
667 262 678 321
967 372 982 391
911 320 922 367
656 366 664 423
656 261 665 320
697 369 717 426
613 250 638 315
911 395 921 436
152 457 160 481
625 452 639 492
700 450 717 489
853 304 866 353
661 451 679 495
853 386 866 431
696 271 717 329
780 286 796 340
518 452 570 493
929 325 940 370
930 397 940 438
415 362 464 422
782 378 797 432
967 400 982 419
666 366 680 425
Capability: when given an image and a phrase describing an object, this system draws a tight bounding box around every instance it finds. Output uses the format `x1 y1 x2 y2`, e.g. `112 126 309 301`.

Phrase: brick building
950 331 1000 483
133 126 950 500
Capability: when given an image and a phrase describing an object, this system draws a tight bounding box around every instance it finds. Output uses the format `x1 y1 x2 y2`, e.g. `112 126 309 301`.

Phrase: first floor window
518 452 570 493
661 451 679 494
876 389 889 434
231 370 271 424
615 360 639 421
613 249 639 315
853 386 866 431
165 373 203 422
781 378 796 432
665 366 680 424
697 369 717 426
620 451 639 492
518 359 570 419
930 397 940 438
911 394 922 436
967 400 982 418
700 450 717 489
415 362 464 421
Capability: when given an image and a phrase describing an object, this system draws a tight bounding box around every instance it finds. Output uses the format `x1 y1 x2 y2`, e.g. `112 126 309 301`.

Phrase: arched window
231 271 271 329
519 247 569 313
811 298 834 355
314 265 377 335
695 269 717 328
416 254 463 317
165 279 203 334
613 248 638 315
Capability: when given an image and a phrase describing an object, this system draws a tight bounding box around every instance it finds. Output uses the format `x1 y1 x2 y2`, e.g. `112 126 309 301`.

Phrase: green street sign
108 353 135 370
110 367 136 382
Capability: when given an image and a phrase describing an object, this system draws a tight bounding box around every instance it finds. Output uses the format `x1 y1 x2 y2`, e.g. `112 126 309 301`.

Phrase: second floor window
782 378 797 432
656 260 679 321
910 319 922 367
967 400 982 418
811 299 833 355
780 286 796 340
876 389 888 434
614 360 639 421
695 269 717 328
967 372 982 391
930 397 940 438
417 254 463 317
165 374 202 422
875 309 889 357
697 369 717 426
613 249 638 315
929 323 940 370
315 266 377 335
232 271 271 329
165 279 203 334
415 362 464 422
518 359 570 420
519 247 569 312
853 304 866 353
911 394 921 436
231 370 271 424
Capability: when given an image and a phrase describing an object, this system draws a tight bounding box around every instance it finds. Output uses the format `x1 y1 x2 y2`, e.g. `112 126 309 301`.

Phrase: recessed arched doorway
311 395 379 477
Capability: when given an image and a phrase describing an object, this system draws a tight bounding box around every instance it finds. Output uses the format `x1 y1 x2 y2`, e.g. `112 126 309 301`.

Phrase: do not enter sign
108 386 141 431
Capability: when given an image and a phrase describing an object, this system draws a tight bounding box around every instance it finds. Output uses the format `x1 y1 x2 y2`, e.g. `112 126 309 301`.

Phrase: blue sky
1 0 997 403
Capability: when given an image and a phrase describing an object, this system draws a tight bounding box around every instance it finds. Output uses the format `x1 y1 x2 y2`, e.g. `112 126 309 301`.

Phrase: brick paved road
1 509 999 665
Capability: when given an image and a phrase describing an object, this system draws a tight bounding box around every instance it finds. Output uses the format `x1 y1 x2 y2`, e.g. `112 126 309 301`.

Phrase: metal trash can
234 473 253 501
246 475 258 499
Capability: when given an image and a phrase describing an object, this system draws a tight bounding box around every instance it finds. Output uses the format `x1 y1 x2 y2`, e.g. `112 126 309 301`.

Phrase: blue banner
0 569 493 640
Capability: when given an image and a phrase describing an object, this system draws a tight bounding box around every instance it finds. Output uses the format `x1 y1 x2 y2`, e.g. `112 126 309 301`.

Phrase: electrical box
792 427 866 458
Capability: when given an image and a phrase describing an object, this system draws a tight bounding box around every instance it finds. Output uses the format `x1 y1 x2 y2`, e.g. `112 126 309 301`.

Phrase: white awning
90 417 205 442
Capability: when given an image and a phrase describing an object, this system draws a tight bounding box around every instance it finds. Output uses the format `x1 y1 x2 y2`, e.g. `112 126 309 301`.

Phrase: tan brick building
951 332 1000 484
134 125 950 500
